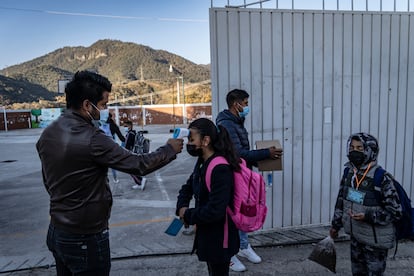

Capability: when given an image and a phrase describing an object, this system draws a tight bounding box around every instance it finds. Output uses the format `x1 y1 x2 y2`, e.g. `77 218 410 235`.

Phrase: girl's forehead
189 128 200 138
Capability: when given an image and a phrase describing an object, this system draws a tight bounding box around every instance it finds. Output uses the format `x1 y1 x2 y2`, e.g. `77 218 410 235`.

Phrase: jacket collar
218 109 245 124
66 109 94 126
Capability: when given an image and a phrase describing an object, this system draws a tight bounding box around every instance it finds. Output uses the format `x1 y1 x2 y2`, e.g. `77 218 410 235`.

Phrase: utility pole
169 64 186 124
2 106 7 131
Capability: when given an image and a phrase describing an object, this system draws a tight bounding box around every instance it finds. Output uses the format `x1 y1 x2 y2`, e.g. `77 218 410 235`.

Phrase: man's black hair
226 89 249 108
65 71 112 109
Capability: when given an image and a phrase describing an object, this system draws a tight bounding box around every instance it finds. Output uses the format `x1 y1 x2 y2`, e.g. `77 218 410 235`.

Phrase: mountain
0 39 210 106
0 74 56 105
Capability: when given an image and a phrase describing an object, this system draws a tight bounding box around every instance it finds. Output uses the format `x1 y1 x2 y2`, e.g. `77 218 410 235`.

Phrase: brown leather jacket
36 110 177 234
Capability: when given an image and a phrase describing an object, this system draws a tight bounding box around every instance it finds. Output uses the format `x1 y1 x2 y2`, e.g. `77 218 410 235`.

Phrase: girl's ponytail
215 125 240 171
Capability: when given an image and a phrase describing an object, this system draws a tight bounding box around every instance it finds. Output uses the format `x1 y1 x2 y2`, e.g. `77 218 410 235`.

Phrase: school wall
209 7 414 229
0 110 31 130
0 104 212 131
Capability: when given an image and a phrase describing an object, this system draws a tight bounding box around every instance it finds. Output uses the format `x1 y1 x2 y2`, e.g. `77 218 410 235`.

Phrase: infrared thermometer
172 128 189 139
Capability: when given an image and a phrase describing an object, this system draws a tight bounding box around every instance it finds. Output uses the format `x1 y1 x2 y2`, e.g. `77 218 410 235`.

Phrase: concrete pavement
0 126 413 275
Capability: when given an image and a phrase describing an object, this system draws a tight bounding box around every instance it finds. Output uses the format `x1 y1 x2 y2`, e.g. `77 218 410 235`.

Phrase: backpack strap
205 156 229 191
373 166 400 257
205 156 230 249
373 166 386 188
342 167 351 184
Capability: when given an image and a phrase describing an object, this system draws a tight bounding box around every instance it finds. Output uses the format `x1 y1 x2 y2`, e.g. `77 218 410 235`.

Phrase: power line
0 6 207 22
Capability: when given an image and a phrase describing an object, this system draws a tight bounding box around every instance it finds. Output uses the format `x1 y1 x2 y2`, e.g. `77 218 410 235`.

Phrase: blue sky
0 0 212 69
0 0 405 70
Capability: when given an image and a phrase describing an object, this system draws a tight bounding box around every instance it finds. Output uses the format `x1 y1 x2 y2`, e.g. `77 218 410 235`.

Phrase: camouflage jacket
331 162 403 249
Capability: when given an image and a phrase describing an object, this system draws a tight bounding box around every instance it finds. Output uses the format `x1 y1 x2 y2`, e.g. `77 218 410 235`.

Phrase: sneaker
140 177 146 190
182 226 195 236
229 256 246 272
238 244 262 263
132 178 146 190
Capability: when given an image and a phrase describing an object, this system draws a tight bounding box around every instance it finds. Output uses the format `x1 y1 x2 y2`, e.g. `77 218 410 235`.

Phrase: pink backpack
206 156 267 234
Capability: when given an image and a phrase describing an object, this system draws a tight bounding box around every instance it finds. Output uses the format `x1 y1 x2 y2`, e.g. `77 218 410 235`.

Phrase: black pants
207 261 230 276
47 223 111 276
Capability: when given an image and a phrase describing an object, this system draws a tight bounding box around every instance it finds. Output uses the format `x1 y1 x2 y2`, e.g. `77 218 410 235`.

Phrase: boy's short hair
124 121 133 127
226 89 250 108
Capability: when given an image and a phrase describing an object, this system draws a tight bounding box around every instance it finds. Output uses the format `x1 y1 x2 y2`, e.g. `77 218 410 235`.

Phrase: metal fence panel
210 8 414 228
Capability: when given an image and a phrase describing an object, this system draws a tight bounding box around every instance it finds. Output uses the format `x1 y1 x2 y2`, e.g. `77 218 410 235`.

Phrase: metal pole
182 76 187 124
2 106 7 131
172 83 175 130
176 77 180 104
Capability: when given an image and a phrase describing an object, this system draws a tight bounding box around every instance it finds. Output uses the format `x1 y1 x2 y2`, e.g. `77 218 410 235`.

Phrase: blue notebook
165 218 183 236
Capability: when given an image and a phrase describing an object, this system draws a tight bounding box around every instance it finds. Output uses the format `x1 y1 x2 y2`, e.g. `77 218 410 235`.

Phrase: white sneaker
132 178 146 190
238 244 262 263
140 177 146 190
229 255 246 272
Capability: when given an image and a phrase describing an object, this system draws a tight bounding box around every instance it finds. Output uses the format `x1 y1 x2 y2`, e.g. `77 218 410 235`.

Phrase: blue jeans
47 223 111 276
111 168 118 180
239 230 249 250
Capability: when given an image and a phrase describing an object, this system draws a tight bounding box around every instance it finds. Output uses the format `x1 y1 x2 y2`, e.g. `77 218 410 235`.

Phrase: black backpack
373 167 414 241
133 130 150 154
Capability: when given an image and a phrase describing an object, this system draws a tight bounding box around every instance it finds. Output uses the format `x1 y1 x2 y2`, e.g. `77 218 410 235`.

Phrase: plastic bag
308 236 336 273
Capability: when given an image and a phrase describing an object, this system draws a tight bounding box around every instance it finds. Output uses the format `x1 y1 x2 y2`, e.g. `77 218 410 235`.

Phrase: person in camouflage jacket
330 132 402 276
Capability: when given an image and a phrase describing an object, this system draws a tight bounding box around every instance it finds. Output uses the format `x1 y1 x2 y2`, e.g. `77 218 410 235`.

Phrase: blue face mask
90 102 109 122
99 109 109 122
238 104 250 118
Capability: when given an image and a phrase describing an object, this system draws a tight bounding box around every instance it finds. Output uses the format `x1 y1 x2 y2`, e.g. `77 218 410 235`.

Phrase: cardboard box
255 140 283 171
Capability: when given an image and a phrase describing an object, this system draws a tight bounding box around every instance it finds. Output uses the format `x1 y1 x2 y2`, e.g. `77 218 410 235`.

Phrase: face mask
348 151 365 167
91 120 101 128
99 109 109 122
124 127 129 132
238 104 250 118
90 102 109 122
186 144 203 157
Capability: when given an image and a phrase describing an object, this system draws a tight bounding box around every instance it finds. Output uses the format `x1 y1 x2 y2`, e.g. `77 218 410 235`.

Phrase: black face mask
348 151 365 167
186 144 203 157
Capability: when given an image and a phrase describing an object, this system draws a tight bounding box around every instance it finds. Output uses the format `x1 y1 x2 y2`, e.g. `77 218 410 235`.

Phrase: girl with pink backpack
176 118 240 276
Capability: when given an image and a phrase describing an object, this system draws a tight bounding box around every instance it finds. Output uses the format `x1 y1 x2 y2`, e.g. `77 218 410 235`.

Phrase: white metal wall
210 8 414 229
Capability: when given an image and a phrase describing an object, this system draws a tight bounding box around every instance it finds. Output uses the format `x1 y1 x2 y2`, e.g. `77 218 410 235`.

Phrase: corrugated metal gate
209 6 414 229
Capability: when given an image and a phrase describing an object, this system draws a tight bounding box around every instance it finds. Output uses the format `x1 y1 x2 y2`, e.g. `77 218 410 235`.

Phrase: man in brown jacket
36 71 183 276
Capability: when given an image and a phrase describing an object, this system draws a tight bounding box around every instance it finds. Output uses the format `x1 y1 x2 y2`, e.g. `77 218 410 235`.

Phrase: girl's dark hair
189 118 241 171
65 71 112 109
